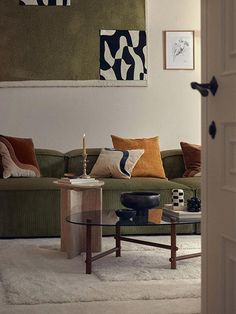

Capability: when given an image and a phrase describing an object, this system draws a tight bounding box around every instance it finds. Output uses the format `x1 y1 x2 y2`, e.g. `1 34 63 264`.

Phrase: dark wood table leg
115 224 121 257
170 223 177 269
86 219 92 274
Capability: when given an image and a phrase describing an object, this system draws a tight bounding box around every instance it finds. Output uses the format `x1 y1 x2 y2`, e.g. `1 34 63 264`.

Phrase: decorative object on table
115 209 136 221
100 30 147 81
172 189 184 210
80 133 90 179
0 135 40 178
180 142 201 177
163 204 201 222
19 0 70 5
120 191 160 223
90 148 144 179
111 135 166 178
163 31 194 70
187 197 201 212
148 208 163 224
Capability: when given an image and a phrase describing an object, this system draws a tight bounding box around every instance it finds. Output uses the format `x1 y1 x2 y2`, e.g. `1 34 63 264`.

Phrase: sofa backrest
66 148 185 179
35 149 66 178
66 148 101 175
161 149 185 179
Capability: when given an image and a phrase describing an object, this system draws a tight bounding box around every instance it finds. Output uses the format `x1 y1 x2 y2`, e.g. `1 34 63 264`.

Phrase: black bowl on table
120 192 160 223
115 209 136 221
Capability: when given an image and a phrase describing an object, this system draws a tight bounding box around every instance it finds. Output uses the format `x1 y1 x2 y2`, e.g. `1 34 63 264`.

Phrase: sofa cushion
0 135 40 178
161 149 185 179
90 148 144 179
35 149 65 178
111 135 166 178
66 148 101 175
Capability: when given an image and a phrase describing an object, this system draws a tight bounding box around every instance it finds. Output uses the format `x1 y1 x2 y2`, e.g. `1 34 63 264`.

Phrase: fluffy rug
0 235 201 307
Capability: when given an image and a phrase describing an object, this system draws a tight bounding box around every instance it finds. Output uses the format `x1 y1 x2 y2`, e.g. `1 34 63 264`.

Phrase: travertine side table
55 181 104 259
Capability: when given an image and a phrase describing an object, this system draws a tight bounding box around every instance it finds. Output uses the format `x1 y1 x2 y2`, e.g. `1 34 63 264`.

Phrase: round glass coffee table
66 211 201 274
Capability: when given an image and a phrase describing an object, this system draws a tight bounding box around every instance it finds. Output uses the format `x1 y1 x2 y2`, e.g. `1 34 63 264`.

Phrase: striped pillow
90 148 144 179
0 135 40 179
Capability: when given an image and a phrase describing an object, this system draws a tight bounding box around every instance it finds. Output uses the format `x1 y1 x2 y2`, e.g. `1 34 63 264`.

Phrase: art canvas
19 0 71 5
0 0 146 87
100 30 147 81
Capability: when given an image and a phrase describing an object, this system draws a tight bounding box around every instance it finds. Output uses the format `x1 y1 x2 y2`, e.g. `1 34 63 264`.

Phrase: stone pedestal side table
55 181 104 259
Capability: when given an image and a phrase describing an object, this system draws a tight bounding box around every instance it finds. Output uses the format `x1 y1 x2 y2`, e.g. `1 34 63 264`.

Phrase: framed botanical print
163 31 195 70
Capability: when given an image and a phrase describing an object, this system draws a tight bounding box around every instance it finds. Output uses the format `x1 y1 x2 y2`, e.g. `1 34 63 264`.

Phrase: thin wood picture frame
163 30 195 70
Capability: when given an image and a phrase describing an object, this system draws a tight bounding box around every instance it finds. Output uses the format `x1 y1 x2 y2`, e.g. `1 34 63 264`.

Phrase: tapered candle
83 133 86 155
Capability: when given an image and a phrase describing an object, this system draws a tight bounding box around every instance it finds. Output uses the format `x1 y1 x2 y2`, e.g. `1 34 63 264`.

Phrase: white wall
0 0 201 152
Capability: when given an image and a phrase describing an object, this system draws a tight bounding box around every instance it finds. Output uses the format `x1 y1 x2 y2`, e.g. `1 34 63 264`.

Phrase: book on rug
163 204 201 222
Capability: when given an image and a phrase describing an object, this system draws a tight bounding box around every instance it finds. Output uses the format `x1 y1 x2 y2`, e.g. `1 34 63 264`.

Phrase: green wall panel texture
0 0 145 81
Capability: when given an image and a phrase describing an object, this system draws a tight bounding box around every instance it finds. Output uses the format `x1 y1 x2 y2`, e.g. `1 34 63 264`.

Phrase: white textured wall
0 0 201 152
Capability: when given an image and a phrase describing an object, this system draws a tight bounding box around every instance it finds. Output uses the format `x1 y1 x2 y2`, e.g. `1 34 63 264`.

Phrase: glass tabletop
66 210 201 227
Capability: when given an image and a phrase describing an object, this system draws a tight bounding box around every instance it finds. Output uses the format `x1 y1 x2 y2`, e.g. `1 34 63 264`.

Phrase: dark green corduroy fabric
161 149 185 179
66 148 101 175
171 177 201 198
0 188 60 237
35 149 66 178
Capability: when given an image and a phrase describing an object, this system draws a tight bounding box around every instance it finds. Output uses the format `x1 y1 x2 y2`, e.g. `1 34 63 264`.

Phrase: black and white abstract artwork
100 30 147 81
19 0 70 6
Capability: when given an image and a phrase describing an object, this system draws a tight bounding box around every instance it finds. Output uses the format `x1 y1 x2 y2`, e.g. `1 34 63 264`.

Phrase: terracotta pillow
0 156 3 178
180 142 201 177
0 135 40 178
111 135 166 178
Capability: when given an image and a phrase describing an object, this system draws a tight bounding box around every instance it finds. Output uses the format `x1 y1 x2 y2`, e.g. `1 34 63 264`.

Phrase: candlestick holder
80 153 91 179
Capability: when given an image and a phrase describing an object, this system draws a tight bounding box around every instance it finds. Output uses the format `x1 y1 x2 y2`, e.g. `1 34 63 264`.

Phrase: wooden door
201 0 236 313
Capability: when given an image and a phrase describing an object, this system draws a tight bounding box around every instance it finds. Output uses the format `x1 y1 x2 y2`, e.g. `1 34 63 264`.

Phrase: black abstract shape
48 0 56 5
37 0 45 5
19 1 26 5
119 151 130 177
63 0 68 5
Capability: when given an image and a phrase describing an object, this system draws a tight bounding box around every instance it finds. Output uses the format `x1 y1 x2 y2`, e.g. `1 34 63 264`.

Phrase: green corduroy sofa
0 148 200 238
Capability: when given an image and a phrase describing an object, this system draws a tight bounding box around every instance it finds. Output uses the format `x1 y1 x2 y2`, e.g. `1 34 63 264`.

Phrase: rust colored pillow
0 135 40 178
180 142 201 177
111 135 166 178
0 156 3 178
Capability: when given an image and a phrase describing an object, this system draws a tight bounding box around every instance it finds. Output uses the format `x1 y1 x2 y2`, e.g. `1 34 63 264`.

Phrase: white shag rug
0 235 201 307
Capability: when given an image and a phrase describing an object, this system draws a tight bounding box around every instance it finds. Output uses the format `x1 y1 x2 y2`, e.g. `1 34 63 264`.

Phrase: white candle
83 133 86 155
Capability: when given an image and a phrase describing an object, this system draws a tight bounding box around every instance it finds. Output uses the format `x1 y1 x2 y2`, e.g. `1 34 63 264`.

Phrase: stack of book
58 177 100 185
163 204 201 222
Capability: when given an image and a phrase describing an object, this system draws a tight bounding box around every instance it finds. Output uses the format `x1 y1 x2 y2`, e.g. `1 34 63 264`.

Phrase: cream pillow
90 148 144 179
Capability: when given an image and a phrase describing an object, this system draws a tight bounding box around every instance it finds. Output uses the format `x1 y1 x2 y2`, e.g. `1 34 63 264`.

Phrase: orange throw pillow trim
180 141 201 177
111 135 166 178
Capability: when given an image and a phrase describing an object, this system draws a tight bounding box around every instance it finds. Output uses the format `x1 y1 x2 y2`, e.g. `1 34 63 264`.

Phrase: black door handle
191 76 218 97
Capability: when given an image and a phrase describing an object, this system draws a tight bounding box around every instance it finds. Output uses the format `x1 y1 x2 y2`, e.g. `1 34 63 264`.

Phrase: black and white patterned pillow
90 148 144 179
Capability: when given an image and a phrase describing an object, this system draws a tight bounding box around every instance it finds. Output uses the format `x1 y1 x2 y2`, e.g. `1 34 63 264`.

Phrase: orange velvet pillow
111 135 166 178
180 142 201 177
0 135 40 178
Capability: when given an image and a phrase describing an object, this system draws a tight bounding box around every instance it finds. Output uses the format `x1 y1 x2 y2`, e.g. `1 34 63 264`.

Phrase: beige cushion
90 148 144 179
